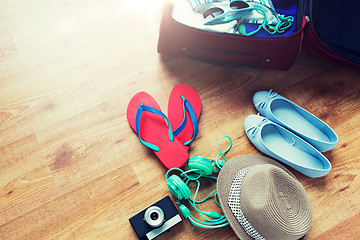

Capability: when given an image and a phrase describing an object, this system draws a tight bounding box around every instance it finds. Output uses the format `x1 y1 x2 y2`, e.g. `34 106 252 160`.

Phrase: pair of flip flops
127 84 201 169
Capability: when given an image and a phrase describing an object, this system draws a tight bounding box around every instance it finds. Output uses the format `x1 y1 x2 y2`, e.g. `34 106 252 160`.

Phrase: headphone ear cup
167 175 191 200
188 156 214 175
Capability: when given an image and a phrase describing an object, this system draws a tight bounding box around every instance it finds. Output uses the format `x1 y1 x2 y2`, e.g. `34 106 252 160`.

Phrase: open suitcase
157 0 360 71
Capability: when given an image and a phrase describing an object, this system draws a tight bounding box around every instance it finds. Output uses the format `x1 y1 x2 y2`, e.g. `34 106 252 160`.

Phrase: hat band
228 166 266 240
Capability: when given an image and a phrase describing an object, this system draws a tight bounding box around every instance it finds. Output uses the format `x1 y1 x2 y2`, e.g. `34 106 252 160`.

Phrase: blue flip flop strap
136 104 174 151
173 96 199 146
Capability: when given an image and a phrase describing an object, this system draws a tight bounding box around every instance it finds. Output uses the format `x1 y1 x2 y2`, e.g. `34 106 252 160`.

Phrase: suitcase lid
306 0 360 66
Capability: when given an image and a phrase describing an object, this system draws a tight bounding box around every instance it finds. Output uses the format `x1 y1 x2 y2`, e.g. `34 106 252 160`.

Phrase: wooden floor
1 0 360 239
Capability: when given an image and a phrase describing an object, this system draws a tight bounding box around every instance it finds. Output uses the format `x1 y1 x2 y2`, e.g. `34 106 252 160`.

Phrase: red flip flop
127 91 188 169
168 84 202 149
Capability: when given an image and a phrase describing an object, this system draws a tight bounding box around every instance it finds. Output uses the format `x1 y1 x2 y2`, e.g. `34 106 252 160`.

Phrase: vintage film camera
129 196 182 240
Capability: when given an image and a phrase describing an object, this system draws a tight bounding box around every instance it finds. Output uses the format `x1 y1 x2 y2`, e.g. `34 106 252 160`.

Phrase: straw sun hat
217 155 312 240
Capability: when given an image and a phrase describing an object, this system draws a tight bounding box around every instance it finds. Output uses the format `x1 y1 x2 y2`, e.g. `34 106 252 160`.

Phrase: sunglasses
202 1 254 25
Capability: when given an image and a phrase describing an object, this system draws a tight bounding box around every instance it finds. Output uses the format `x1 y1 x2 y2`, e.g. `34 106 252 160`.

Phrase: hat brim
217 155 295 240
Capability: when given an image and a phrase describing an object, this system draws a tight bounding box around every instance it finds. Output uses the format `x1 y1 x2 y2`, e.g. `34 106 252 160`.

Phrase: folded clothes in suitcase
157 0 360 71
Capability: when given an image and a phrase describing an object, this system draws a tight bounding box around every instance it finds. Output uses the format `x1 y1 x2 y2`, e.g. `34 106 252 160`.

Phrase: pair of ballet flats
244 90 338 178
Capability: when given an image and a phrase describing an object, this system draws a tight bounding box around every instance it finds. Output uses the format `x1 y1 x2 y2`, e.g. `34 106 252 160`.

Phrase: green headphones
165 136 232 229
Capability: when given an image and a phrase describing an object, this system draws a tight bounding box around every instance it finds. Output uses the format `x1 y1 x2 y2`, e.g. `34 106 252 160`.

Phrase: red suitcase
157 0 360 71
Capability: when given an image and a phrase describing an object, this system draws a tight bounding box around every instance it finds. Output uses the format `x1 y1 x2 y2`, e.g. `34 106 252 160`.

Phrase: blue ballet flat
244 114 331 178
253 90 338 152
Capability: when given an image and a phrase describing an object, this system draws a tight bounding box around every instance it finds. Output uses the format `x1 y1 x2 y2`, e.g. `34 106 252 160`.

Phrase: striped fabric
188 0 274 11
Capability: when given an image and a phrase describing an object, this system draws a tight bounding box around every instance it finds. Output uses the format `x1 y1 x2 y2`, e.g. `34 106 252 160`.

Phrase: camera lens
144 206 165 228
150 212 159 220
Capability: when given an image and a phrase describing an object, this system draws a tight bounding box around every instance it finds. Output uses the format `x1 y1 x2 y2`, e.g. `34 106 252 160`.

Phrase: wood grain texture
1 0 360 239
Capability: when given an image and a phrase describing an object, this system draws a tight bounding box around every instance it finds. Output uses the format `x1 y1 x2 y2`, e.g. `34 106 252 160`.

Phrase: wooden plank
315 213 360 240
0 164 138 239
0 134 56 225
